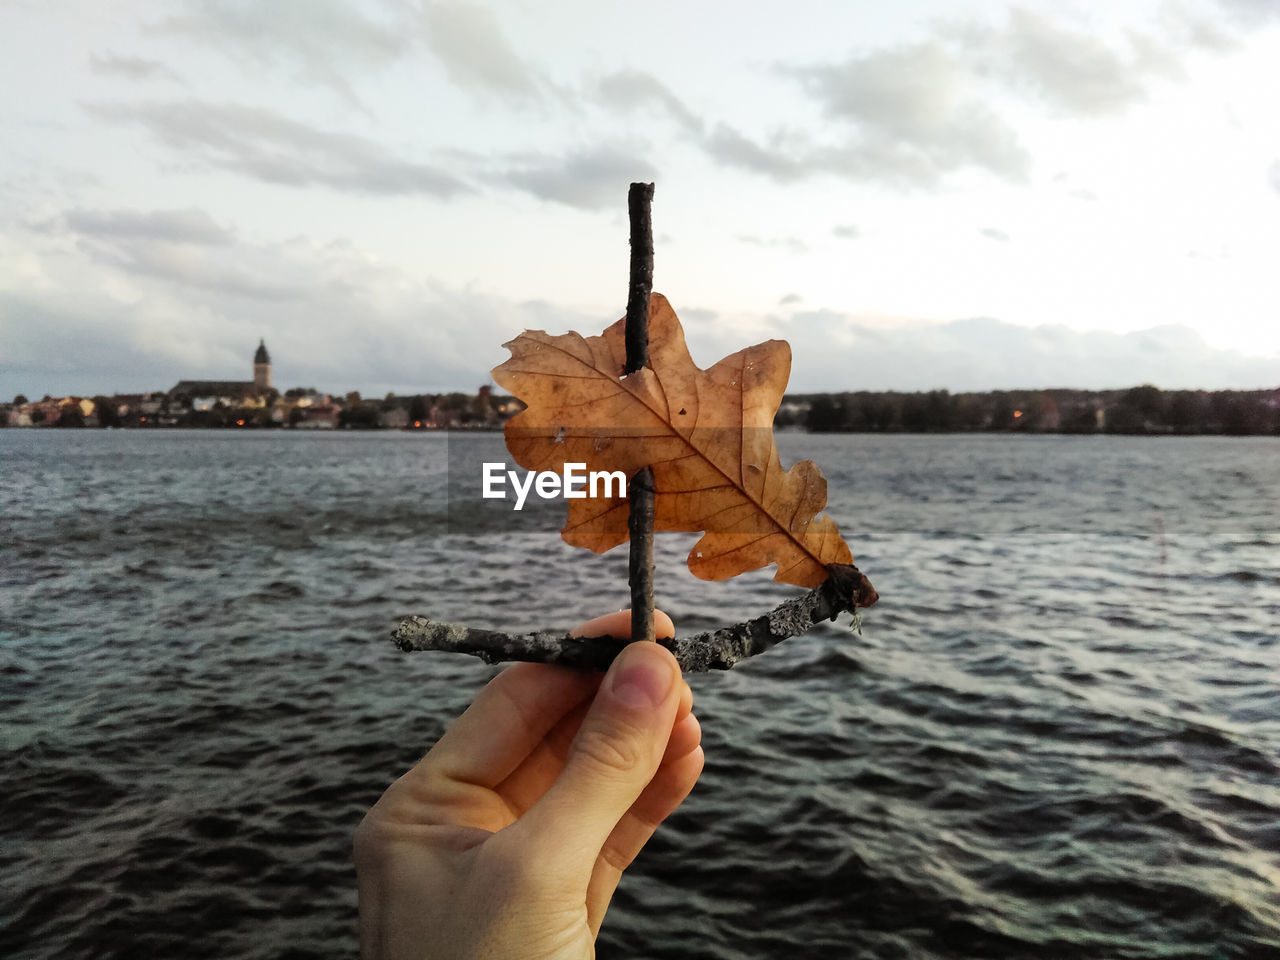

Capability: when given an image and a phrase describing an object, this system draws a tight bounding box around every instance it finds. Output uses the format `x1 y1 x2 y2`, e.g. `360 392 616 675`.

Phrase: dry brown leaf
490 293 854 588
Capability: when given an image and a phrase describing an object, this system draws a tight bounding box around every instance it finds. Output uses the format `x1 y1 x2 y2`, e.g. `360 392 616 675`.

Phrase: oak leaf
491 294 853 589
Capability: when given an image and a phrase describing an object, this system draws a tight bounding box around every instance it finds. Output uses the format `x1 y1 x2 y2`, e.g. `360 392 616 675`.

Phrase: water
2 430 1278 959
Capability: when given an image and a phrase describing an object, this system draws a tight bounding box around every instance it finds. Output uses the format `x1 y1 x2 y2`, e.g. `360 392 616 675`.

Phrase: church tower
254 339 271 393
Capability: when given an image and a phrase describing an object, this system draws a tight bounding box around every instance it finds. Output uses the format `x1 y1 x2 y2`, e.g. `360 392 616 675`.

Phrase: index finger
407 608 675 791
410 663 601 791
571 609 675 640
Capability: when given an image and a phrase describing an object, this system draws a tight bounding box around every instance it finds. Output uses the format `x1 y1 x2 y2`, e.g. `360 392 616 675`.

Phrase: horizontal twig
391 563 877 673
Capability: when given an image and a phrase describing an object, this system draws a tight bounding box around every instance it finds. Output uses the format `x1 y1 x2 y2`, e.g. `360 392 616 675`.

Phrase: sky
1 0 1278 400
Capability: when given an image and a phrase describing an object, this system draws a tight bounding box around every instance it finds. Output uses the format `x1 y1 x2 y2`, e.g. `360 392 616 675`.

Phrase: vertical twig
624 183 654 376
625 182 656 644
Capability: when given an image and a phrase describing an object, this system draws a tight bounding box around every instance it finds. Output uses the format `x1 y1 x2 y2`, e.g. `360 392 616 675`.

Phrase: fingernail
608 644 675 709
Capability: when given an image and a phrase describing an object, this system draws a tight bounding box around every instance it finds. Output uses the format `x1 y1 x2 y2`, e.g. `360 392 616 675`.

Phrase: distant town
3 340 524 431
4 340 1278 435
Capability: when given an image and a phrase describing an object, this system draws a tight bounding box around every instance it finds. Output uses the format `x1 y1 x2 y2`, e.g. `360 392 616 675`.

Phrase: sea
2 429 1277 960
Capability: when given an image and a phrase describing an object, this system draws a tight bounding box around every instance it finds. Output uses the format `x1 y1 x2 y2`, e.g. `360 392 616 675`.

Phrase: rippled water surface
2 430 1278 959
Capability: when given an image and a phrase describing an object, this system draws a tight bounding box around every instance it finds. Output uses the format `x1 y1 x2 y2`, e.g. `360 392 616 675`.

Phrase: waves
2 430 1278 959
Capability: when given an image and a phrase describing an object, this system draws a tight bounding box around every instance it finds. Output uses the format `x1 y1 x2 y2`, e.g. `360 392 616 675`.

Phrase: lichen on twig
391 562 878 673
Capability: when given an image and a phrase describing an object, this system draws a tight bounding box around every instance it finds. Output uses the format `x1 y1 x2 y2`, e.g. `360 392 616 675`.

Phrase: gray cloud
704 7 1208 191
708 117 1028 189
703 124 809 182
46 210 297 301
154 0 411 106
89 52 181 83
27 208 304 301
789 41 1032 184
0 294 167 392
95 246 299 302
681 307 719 325
0 218 569 398
779 293 803 306
979 227 1010 242
957 8 1181 116
424 1 541 101
596 70 702 134
5 218 1276 400
50 208 234 245
1269 159 1280 195
702 38 1031 189
84 99 470 197
1213 0 1280 25
500 145 657 210
798 42 978 138
1181 15 1238 51
832 224 861 239
771 313 1279 391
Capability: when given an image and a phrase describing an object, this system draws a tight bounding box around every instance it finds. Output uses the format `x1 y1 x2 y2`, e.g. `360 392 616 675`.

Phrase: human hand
355 610 704 960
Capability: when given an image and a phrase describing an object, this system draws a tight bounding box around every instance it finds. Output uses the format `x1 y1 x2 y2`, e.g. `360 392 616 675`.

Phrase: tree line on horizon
784 385 1279 435
8 384 1279 435
2 388 503 429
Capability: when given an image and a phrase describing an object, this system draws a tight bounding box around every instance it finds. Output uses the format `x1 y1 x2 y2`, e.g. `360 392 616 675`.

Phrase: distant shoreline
5 384 1278 436
5 426 1278 441
781 386 1279 436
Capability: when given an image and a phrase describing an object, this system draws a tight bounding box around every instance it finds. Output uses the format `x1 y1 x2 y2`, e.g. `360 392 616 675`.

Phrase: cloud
595 70 702 134
704 8 1204 190
1183 16 1239 51
1269 159 1280 195
36 207 299 300
46 208 234 245
979 227 1010 242
772 312 1279 391
703 38 1031 188
0 217 579 397
84 99 470 197
4 208 1276 400
0 293 170 394
738 234 809 255
153 0 412 106
680 307 719 325
1213 0 1280 25
778 293 803 306
832 224 861 239
706 110 1026 189
499 145 657 210
89 52 181 83
424 1 542 101
955 8 1181 116
785 40 1032 185
702 123 810 183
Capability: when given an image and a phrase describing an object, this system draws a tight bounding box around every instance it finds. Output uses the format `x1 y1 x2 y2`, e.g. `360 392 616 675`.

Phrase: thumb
516 641 682 874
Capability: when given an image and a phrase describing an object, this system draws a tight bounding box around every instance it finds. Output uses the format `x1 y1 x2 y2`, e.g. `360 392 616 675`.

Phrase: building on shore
170 339 272 407
253 339 270 393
